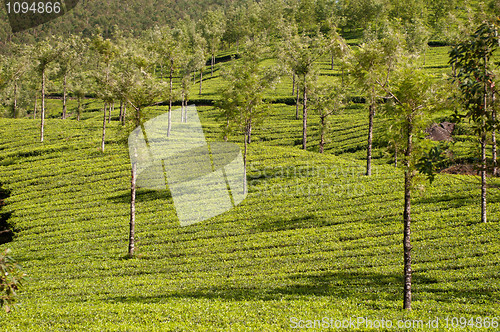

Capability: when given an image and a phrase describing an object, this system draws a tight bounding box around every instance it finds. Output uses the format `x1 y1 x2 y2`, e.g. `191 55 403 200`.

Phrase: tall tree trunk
40 70 46 142
122 103 127 126
101 102 107 152
403 120 413 310
13 80 18 118
243 130 248 194
292 73 295 96
247 122 252 144
394 146 398 167
224 118 229 142
129 158 137 257
295 82 300 120
199 70 203 95
331 54 334 70
108 103 113 123
366 94 375 176
481 56 488 221
481 130 487 223
129 106 141 256
319 116 326 154
302 77 308 150
181 95 185 122
492 100 497 176
168 66 173 137
77 96 81 121
62 74 67 119
211 53 214 77
119 100 123 123
33 96 37 119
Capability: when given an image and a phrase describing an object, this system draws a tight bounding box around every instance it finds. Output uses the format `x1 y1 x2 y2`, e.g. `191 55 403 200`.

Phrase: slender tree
200 9 226 77
90 35 118 152
56 35 86 119
125 50 161 257
449 20 500 223
280 26 328 150
378 63 437 311
310 81 348 153
32 38 60 142
217 41 279 192
147 26 185 136
352 31 402 175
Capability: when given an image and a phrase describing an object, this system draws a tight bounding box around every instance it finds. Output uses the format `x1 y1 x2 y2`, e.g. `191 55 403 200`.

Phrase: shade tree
90 34 119 151
31 37 61 142
279 24 329 150
217 40 279 193
200 9 226 77
310 80 348 153
56 35 87 119
449 19 500 223
378 61 438 311
351 27 404 175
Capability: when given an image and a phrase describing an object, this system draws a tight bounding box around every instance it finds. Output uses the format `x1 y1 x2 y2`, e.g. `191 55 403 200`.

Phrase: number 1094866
5 2 61 14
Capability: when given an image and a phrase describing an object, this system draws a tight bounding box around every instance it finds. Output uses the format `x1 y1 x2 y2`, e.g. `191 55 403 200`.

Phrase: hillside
0 101 498 330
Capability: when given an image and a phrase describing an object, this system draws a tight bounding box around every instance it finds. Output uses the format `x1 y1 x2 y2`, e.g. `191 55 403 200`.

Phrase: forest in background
0 0 499 46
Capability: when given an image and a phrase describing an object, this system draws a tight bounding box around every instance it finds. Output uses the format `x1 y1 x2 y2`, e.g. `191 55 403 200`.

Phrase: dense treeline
1 0 499 47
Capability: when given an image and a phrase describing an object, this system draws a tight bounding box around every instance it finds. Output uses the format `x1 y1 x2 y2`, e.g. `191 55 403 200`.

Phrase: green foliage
0 249 27 313
416 143 450 183
449 19 499 131
217 40 279 139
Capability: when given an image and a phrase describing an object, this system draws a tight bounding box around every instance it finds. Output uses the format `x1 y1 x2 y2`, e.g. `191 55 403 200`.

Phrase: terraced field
0 94 499 330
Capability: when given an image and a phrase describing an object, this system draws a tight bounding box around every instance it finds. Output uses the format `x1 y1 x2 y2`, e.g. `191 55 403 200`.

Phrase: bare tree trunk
366 94 375 176
122 103 127 126
13 80 18 118
319 116 326 153
295 81 300 120
481 57 488 221
41 70 46 142
292 73 295 96
492 104 497 176
129 159 137 257
181 95 185 122
224 118 229 142
119 100 123 123
211 53 214 77
481 130 487 223
168 66 173 137
199 70 203 95
247 122 252 144
62 74 67 119
403 120 413 310
108 103 112 123
34 96 37 119
394 146 398 167
101 102 107 152
243 130 248 194
302 77 308 150
77 96 81 121
331 54 334 70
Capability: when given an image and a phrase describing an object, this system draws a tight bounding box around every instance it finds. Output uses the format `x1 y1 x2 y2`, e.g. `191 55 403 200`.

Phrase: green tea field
0 93 499 330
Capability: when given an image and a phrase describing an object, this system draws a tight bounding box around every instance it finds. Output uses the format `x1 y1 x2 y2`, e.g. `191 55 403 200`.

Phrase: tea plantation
0 47 499 331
